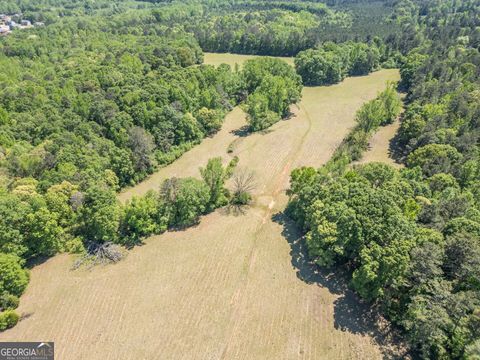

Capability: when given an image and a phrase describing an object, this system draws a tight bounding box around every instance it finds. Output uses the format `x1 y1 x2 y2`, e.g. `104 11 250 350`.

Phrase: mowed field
1 53 401 360
203 52 294 68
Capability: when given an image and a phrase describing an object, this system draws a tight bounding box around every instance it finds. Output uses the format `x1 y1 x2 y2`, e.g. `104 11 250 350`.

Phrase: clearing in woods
203 52 294 68
1 53 402 360
354 114 404 168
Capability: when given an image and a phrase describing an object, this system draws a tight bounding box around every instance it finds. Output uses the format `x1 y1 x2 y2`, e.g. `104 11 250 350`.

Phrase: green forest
0 0 479 358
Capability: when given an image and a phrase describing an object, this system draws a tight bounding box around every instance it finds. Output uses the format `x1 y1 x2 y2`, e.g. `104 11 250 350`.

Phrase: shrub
161 177 210 228
0 293 19 311
64 237 86 254
119 192 168 246
0 310 19 331
225 156 239 178
156 142 196 167
232 191 252 206
0 254 29 298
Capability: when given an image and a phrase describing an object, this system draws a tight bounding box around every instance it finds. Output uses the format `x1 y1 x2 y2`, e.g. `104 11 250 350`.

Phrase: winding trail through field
1 56 401 359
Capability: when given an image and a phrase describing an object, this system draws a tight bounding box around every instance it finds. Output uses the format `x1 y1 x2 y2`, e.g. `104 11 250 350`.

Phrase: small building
21 19 31 27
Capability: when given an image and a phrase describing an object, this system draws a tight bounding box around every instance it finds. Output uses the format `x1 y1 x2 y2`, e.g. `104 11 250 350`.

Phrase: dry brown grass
0 54 403 359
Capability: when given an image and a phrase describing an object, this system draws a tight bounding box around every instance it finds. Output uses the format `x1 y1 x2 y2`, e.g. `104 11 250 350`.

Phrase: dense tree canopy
243 57 302 131
289 160 480 358
0 19 239 189
295 41 382 85
148 0 400 56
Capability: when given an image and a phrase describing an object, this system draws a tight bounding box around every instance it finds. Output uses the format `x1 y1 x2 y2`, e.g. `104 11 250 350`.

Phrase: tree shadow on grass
20 312 34 321
231 125 275 137
231 125 250 137
271 212 347 294
25 255 52 269
218 204 250 216
389 129 407 166
388 102 408 166
230 110 296 138
271 211 410 359
281 109 297 122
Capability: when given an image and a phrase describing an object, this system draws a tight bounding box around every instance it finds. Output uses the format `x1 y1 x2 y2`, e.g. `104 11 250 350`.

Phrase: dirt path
1 67 401 359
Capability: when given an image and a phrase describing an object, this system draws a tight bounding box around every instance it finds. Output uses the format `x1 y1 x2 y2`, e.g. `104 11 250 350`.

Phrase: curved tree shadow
389 127 407 165
272 211 411 359
25 255 52 269
231 125 250 137
388 101 409 166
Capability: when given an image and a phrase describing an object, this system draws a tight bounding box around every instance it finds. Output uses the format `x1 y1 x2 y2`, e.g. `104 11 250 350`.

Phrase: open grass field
0 53 403 359
203 52 294 68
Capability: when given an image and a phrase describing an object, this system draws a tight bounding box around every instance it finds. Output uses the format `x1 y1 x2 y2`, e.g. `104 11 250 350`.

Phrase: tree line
185 9 347 57
146 0 400 57
326 82 401 166
288 0 480 358
294 40 394 86
0 14 303 193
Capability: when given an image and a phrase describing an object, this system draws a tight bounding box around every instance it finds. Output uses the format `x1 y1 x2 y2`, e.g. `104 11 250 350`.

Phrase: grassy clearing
203 52 294 68
354 117 403 168
0 58 401 359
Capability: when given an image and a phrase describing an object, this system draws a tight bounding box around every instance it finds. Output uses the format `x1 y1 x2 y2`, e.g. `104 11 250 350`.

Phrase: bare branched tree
231 168 256 206
233 169 256 194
